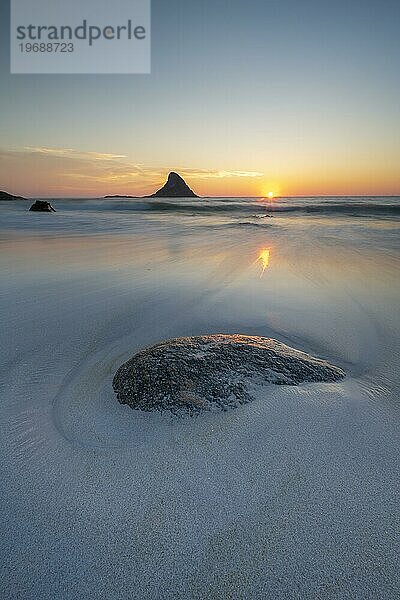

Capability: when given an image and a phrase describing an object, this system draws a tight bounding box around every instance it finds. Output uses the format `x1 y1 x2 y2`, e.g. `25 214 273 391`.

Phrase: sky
0 0 399 197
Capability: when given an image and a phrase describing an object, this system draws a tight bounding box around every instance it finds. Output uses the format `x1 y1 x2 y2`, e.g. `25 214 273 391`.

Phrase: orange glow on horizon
1 147 399 198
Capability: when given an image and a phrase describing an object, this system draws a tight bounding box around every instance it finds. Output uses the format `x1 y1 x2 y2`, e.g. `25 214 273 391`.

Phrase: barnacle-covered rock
113 334 345 414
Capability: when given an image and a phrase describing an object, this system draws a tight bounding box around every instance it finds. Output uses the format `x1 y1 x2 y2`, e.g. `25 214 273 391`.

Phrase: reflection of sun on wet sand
255 247 271 277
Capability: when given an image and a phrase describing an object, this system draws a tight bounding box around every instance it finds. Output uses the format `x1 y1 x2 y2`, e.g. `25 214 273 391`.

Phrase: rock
113 334 345 414
29 200 56 212
0 190 26 201
148 172 198 198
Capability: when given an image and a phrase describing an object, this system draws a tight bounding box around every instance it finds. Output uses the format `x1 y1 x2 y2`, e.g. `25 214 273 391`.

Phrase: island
105 172 199 199
0 190 26 201
147 172 198 198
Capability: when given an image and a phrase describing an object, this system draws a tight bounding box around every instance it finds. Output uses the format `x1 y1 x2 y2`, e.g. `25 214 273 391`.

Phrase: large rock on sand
113 334 345 414
148 172 198 198
29 200 56 212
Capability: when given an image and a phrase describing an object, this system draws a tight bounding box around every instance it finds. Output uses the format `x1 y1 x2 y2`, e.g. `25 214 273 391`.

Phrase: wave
269 202 400 217
99 199 400 218
208 221 273 230
22 197 400 221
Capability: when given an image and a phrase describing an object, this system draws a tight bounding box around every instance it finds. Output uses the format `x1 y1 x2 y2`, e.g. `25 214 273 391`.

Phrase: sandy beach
0 196 399 598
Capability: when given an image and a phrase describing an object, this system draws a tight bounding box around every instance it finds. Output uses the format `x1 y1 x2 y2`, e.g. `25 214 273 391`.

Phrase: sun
260 182 280 199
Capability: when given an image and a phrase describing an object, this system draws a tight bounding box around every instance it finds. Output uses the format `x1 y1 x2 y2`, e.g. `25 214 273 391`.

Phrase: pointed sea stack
148 172 198 198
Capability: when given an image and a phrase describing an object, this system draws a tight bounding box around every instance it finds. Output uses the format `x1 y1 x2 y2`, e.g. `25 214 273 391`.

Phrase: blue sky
0 0 399 196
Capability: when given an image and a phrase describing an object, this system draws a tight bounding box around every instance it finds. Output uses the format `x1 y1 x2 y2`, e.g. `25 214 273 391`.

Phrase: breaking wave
96 197 400 218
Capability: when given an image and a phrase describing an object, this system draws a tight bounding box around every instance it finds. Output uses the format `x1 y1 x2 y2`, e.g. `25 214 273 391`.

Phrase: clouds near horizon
0 147 265 197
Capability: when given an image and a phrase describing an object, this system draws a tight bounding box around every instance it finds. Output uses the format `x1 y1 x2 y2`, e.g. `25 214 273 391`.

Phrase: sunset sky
1 0 399 197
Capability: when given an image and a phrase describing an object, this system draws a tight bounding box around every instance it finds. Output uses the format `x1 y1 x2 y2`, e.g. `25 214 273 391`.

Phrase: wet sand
0 197 399 598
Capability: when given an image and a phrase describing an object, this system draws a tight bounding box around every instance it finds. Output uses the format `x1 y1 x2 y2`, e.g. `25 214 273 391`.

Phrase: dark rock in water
0 190 26 201
113 334 345 414
148 172 198 198
29 200 56 212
